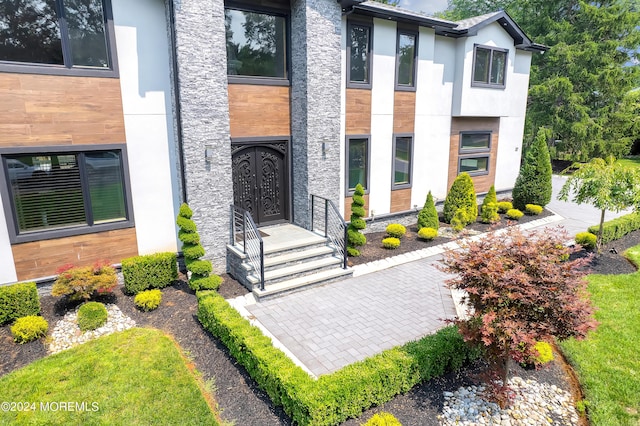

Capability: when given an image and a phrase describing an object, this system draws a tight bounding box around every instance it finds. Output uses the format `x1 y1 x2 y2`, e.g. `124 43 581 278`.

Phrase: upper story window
225 8 288 82
347 21 372 88
396 30 417 90
0 145 134 243
472 45 507 88
0 0 117 77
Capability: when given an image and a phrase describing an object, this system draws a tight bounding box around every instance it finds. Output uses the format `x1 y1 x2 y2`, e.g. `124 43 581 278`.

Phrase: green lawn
616 156 640 170
559 246 640 426
0 328 220 425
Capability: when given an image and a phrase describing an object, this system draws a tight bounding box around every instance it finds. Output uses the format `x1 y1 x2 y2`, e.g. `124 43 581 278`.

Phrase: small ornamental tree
347 183 367 256
512 128 553 210
558 156 640 251
443 172 477 225
440 226 597 406
481 185 499 224
417 191 439 230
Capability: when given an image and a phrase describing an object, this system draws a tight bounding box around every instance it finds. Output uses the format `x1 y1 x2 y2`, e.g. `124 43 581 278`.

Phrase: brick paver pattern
246 257 456 376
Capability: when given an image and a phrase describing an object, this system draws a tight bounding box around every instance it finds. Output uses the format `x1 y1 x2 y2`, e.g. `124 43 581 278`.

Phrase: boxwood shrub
134 289 162 312
122 252 178 295
77 302 108 332
382 237 400 249
0 282 40 326
197 291 479 426
575 232 597 250
506 209 524 220
587 212 640 245
385 224 406 239
11 315 48 344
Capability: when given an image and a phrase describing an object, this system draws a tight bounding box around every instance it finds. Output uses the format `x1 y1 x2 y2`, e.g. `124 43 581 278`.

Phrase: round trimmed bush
182 244 205 260
77 302 108 332
382 237 400 249
575 232 597 250
178 230 200 245
187 259 213 276
497 201 513 214
134 289 162 312
525 204 544 215
347 228 366 247
189 275 223 291
347 247 361 257
385 223 406 238
418 227 438 241
364 412 402 426
11 315 48 344
533 341 554 365
506 209 524 220
176 216 197 233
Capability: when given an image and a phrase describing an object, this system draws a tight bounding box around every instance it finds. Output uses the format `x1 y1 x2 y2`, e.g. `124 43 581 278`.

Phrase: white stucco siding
453 22 531 118
113 0 180 255
494 116 526 191
0 204 17 283
368 18 396 216
412 34 454 205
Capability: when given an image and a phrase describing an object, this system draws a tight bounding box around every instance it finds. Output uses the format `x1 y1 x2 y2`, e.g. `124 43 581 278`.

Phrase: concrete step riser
264 250 340 273
262 259 343 286
263 240 329 258
254 272 353 301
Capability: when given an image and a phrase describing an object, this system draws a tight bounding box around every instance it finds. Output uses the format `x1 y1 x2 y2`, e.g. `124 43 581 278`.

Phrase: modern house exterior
0 0 545 286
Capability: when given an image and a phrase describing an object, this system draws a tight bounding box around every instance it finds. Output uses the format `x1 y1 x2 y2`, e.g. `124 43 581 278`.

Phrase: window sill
394 84 416 92
227 76 290 86
461 170 490 177
346 81 372 90
392 184 412 190
471 81 505 90
10 220 135 245
0 62 118 79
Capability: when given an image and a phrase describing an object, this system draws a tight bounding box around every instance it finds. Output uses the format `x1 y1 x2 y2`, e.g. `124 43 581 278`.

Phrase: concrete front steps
227 224 352 299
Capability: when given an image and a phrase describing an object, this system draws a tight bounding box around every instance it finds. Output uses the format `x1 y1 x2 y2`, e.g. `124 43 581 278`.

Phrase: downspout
167 0 188 204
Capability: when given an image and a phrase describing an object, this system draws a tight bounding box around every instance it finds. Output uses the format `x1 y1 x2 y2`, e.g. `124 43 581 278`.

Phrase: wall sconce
205 145 214 164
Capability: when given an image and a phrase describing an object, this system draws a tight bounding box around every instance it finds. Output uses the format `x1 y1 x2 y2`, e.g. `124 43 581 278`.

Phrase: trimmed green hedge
0 282 40 326
588 212 640 245
197 291 479 426
122 252 178 294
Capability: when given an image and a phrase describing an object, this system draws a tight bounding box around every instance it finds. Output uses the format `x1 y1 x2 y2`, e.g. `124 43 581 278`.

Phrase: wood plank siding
344 193 370 220
228 84 291 138
345 88 372 135
448 117 500 193
393 91 415 134
12 228 139 281
0 73 126 146
390 188 412 213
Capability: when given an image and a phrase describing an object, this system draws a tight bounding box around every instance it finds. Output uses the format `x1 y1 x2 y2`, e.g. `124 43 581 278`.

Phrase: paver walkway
231 176 634 378
244 259 455 376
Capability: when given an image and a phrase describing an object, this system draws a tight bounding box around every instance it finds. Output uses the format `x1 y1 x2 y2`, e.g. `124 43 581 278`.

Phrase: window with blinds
4 149 128 236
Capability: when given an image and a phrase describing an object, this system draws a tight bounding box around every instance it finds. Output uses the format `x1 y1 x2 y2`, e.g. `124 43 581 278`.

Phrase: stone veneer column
171 0 232 271
290 0 343 227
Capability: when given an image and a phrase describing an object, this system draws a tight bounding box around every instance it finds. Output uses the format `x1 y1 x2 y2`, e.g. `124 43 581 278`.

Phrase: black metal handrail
230 205 264 290
310 195 348 269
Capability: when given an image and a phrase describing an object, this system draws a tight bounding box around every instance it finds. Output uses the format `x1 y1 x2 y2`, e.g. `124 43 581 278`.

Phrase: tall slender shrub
347 183 367 257
177 203 222 291
443 173 477 225
481 185 500 224
417 191 439 230
512 128 552 209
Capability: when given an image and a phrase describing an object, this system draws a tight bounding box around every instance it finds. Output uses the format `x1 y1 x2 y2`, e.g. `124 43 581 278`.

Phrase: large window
392 135 412 188
225 8 288 80
346 136 369 193
1 146 133 243
396 30 417 89
347 22 372 87
472 45 507 88
0 0 116 76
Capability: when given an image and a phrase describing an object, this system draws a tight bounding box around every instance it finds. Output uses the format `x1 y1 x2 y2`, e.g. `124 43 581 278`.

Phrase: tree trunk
596 209 606 253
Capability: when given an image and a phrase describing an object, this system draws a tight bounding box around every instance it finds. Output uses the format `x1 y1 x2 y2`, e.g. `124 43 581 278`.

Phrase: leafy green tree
443 0 640 161
417 191 439 230
347 183 367 256
512 128 553 209
558 156 640 250
443 173 477 225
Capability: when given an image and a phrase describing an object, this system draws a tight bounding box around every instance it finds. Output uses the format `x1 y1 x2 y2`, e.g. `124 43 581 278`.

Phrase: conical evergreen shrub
443 173 477 225
347 183 367 256
481 185 500 223
177 203 222 291
417 191 439 230
512 128 552 210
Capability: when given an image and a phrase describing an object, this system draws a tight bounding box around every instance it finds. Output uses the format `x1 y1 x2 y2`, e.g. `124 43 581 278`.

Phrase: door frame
230 136 292 226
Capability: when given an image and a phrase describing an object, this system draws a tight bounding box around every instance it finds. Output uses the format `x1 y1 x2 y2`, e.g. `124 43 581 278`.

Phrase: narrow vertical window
348 23 371 85
347 137 369 192
393 136 412 187
396 31 417 88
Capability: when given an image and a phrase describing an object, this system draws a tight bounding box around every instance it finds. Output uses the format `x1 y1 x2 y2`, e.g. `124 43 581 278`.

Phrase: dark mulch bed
350 208 553 266
1 228 638 425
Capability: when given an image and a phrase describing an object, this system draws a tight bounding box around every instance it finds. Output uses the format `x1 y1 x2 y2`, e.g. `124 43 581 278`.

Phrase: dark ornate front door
232 143 288 225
